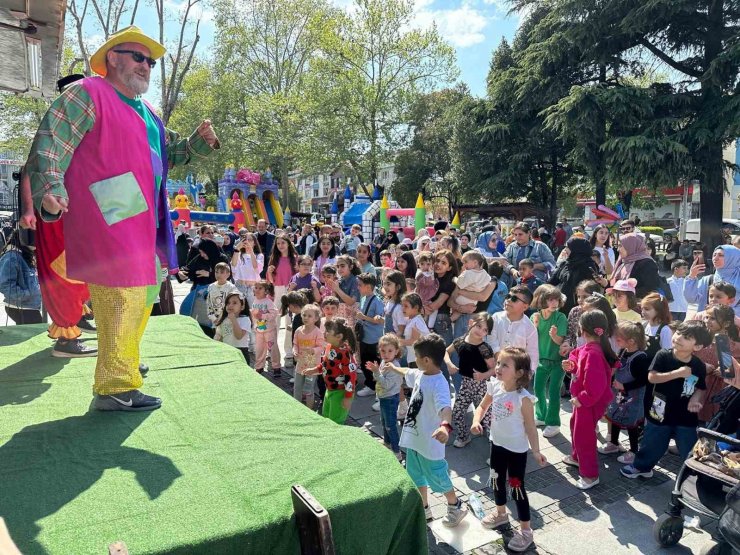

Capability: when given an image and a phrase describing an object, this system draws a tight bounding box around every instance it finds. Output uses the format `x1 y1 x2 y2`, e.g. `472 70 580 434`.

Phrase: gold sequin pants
88 285 152 395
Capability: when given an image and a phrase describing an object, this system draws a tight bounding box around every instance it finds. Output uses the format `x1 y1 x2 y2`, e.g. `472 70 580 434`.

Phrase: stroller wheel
699 541 733 555
653 514 684 547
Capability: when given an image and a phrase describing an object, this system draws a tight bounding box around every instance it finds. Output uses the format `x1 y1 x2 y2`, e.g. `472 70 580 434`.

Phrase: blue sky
76 0 520 100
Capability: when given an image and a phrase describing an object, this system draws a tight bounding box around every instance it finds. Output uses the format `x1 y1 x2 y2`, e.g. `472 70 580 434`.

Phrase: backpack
645 323 667 361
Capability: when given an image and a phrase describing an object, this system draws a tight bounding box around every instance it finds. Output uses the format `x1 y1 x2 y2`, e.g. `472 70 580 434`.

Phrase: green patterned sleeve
26 84 96 221
165 127 219 168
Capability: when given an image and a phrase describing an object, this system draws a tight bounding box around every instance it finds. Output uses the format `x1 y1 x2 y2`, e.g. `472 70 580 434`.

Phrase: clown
26 26 220 411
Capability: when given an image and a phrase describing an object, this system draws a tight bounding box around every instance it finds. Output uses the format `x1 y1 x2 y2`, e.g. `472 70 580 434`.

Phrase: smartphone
715 333 736 379
693 251 704 265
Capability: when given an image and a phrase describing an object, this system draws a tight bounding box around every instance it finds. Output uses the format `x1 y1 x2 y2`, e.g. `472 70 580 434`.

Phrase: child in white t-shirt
385 334 468 527
400 293 430 367
214 292 252 362
471 346 547 551
207 262 239 325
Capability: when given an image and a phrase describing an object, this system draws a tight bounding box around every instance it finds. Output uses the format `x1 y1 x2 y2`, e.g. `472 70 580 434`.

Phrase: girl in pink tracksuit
562 309 616 490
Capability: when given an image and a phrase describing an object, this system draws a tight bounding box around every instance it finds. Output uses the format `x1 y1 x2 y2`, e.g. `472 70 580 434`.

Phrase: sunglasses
113 49 157 68
620 226 634 232
505 294 526 303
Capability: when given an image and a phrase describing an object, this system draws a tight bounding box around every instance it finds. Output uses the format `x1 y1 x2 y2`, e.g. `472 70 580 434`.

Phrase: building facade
0 151 23 212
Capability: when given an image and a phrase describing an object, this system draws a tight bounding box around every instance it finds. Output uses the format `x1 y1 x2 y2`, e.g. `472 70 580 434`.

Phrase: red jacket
314 343 357 398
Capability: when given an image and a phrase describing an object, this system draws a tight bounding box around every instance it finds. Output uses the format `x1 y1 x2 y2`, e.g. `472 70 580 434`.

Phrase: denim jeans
379 394 401 452
633 421 698 471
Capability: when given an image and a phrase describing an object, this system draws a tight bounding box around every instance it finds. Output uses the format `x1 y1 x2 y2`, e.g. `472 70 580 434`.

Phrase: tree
514 0 740 249
212 0 333 206
392 85 472 215
309 0 458 194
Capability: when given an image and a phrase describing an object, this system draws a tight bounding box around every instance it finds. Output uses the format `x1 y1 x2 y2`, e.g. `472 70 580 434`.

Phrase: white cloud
413 3 490 48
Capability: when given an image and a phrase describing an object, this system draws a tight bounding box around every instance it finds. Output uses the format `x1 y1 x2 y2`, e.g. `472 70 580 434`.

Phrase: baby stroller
653 387 740 554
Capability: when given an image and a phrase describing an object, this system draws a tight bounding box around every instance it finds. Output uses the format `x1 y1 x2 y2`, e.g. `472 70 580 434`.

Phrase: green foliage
640 226 664 235
306 0 458 192
391 85 472 209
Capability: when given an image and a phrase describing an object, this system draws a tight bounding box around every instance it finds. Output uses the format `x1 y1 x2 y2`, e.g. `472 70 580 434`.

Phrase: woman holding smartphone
685 245 740 316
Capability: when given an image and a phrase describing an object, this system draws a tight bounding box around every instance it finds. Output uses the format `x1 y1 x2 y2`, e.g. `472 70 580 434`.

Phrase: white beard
123 72 149 95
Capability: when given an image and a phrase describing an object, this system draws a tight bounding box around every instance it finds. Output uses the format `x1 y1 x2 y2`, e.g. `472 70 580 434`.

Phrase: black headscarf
549 238 599 314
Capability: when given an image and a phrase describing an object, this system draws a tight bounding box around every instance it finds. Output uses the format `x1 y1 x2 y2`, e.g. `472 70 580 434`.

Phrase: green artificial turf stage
0 316 426 554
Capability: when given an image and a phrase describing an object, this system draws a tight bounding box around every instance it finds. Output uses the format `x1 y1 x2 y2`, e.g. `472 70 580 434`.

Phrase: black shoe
273 368 282 377
93 390 162 412
139 363 149 377
52 338 98 358
77 317 97 333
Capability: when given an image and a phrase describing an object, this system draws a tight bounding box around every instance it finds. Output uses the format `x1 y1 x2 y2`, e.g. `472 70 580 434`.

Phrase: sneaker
255 368 264 374
620 464 653 479
397 399 409 420
93 389 162 412
481 512 509 530
272 368 282 377
394 451 403 462
77 317 97 333
562 455 579 467
289 378 295 384
424 505 433 521
453 437 471 448
543 426 560 438
534 419 546 427
139 363 149 377
617 451 636 464
598 443 621 455
442 500 468 528
508 528 534 552
52 338 98 358
575 477 599 490
371 400 380 412
357 386 375 398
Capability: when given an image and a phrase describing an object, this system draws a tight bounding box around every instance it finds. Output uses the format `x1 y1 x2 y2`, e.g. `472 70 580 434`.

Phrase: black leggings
490 442 530 522
609 423 640 453
359 342 380 390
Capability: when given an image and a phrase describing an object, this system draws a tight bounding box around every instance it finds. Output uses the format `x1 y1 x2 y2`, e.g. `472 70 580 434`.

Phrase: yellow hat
90 25 166 77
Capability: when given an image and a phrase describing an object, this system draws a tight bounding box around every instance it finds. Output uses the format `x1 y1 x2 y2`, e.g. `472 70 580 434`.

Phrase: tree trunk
594 65 608 207
698 0 725 254
279 156 290 214
549 153 559 231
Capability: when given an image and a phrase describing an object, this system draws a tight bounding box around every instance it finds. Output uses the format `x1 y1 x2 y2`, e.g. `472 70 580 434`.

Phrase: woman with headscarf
549 238 600 314
475 230 503 258
610 233 661 299
177 239 230 335
684 245 740 316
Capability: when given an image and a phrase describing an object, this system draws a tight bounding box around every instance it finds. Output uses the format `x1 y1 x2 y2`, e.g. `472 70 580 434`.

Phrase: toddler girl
306 318 358 424
401 293 430 368
365 334 404 460
214 292 252 362
415 252 439 329
293 304 326 409
562 309 616 490
531 285 568 438
446 312 495 449
250 280 280 375
600 321 648 464
471 347 547 552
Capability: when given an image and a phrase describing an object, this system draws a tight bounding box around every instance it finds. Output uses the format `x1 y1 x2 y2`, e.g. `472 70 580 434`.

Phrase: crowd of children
183 226 740 552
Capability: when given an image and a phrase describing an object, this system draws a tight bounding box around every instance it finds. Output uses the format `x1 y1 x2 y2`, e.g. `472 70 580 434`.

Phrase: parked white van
685 219 740 242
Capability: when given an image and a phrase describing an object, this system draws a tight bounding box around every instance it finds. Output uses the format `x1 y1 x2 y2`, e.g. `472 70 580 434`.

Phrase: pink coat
569 342 614 410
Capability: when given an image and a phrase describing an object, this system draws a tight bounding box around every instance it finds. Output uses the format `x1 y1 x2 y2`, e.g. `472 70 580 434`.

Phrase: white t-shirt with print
404 314 430 363
487 377 537 453
216 316 252 348
400 369 451 460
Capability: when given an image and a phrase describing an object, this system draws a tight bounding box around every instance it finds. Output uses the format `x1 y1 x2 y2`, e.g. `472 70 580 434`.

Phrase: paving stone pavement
0 279 723 554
